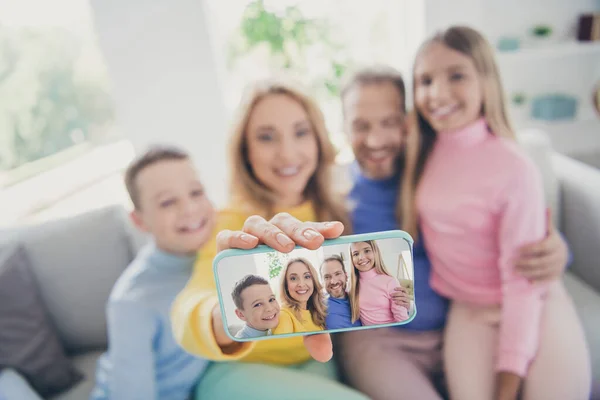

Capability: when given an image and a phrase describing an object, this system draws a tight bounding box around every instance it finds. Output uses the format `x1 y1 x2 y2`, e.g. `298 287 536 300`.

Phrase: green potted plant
510 92 529 123
512 92 527 106
530 24 553 46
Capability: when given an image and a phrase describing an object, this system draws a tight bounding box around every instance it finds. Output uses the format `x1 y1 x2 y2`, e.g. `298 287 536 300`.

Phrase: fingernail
324 222 337 227
240 234 253 243
276 233 293 247
303 229 319 240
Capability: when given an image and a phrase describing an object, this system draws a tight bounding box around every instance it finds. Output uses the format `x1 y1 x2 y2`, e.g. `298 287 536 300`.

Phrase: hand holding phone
214 228 416 343
212 213 346 362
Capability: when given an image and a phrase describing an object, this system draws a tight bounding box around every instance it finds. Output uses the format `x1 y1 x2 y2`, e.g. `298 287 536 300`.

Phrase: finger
517 257 557 278
240 215 296 253
392 286 408 293
270 212 344 250
391 291 409 300
516 253 556 271
522 253 565 281
518 239 552 258
303 333 333 363
532 275 557 286
216 229 259 252
546 208 555 235
524 267 556 282
291 220 344 240
516 254 544 270
394 298 411 308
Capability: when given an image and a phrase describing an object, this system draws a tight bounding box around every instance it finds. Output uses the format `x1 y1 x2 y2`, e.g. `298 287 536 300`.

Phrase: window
0 0 118 175
0 0 129 226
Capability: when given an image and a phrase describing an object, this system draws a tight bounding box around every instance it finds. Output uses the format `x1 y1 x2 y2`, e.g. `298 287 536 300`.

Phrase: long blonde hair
228 78 351 232
401 26 515 239
280 257 328 329
348 240 392 322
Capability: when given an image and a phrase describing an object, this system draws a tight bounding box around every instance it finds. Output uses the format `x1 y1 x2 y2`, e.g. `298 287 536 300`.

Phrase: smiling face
350 242 375 273
285 261 315 309
414 41 484 134
131 159 215 255
235 284 281 331
245 93 319 208
343 82 405 180
321 259 348 299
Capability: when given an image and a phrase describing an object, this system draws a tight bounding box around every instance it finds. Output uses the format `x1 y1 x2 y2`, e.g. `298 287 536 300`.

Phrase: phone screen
214 234 415 341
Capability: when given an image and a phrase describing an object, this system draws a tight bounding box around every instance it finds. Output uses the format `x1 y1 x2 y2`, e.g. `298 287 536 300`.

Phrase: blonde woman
403 26 591 400
348 240 409 325
274 258 327 334
170 79 366 400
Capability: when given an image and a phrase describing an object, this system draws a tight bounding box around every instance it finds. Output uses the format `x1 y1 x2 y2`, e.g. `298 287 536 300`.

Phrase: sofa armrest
552 153 600 293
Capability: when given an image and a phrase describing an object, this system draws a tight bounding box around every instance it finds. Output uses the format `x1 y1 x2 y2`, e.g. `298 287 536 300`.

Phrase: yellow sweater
171 202 316 365
273 307 325 335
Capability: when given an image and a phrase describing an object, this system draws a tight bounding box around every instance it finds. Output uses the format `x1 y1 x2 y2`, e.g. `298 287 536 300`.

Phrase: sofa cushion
50 351 104 400
13 206 137 353
0 368 42 400
563 271 600 391
0 243 83 397
553 153 600 292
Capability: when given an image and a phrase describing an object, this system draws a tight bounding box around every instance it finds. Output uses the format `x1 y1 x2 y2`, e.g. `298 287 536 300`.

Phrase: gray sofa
1 132 600 399
1 206 148 400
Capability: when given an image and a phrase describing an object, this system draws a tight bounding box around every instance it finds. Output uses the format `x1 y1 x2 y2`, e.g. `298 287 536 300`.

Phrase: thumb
303 333 333 363
545 208 554 235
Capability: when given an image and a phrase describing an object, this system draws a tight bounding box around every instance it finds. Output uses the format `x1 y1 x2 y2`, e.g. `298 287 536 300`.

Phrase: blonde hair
228 78 351 232
348 240 393 322
401 26 514 239
280 257 328 328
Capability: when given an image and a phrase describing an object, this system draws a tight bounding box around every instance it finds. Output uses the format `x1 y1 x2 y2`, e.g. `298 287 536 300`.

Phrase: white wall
424 0 485 36
89 0 230 207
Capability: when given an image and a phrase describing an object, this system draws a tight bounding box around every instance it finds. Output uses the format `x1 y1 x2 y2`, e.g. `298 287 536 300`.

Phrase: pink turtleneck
416 118 547 377
358 268 409 326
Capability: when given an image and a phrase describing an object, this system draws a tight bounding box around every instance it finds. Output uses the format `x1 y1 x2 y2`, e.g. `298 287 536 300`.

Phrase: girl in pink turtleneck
401 26 591 400
347 240 409 326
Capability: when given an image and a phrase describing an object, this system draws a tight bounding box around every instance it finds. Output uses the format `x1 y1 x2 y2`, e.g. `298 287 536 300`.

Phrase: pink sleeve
496 158 547 376
388 278 409 322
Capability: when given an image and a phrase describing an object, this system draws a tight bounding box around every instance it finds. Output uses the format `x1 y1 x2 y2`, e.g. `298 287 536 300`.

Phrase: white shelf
496 41 600 61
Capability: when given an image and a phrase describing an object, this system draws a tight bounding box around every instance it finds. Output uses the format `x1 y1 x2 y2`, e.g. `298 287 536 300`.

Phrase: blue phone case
213 229 417 342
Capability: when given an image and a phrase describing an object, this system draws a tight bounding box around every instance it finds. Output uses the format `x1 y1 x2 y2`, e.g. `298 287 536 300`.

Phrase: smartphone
213 230 416 342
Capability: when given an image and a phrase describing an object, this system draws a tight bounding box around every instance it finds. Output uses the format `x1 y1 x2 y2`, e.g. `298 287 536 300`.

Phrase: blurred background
2 2 600 398
1 0 599 227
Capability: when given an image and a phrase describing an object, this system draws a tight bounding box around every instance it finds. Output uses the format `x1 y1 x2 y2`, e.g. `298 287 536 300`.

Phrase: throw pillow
0 243 83 397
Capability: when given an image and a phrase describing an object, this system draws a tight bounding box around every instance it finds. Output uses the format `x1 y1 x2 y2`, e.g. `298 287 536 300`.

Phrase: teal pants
194 359 369 400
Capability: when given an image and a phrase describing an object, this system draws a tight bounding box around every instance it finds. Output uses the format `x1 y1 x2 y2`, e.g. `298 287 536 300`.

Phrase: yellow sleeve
170 210 255 361
272 308 296 335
